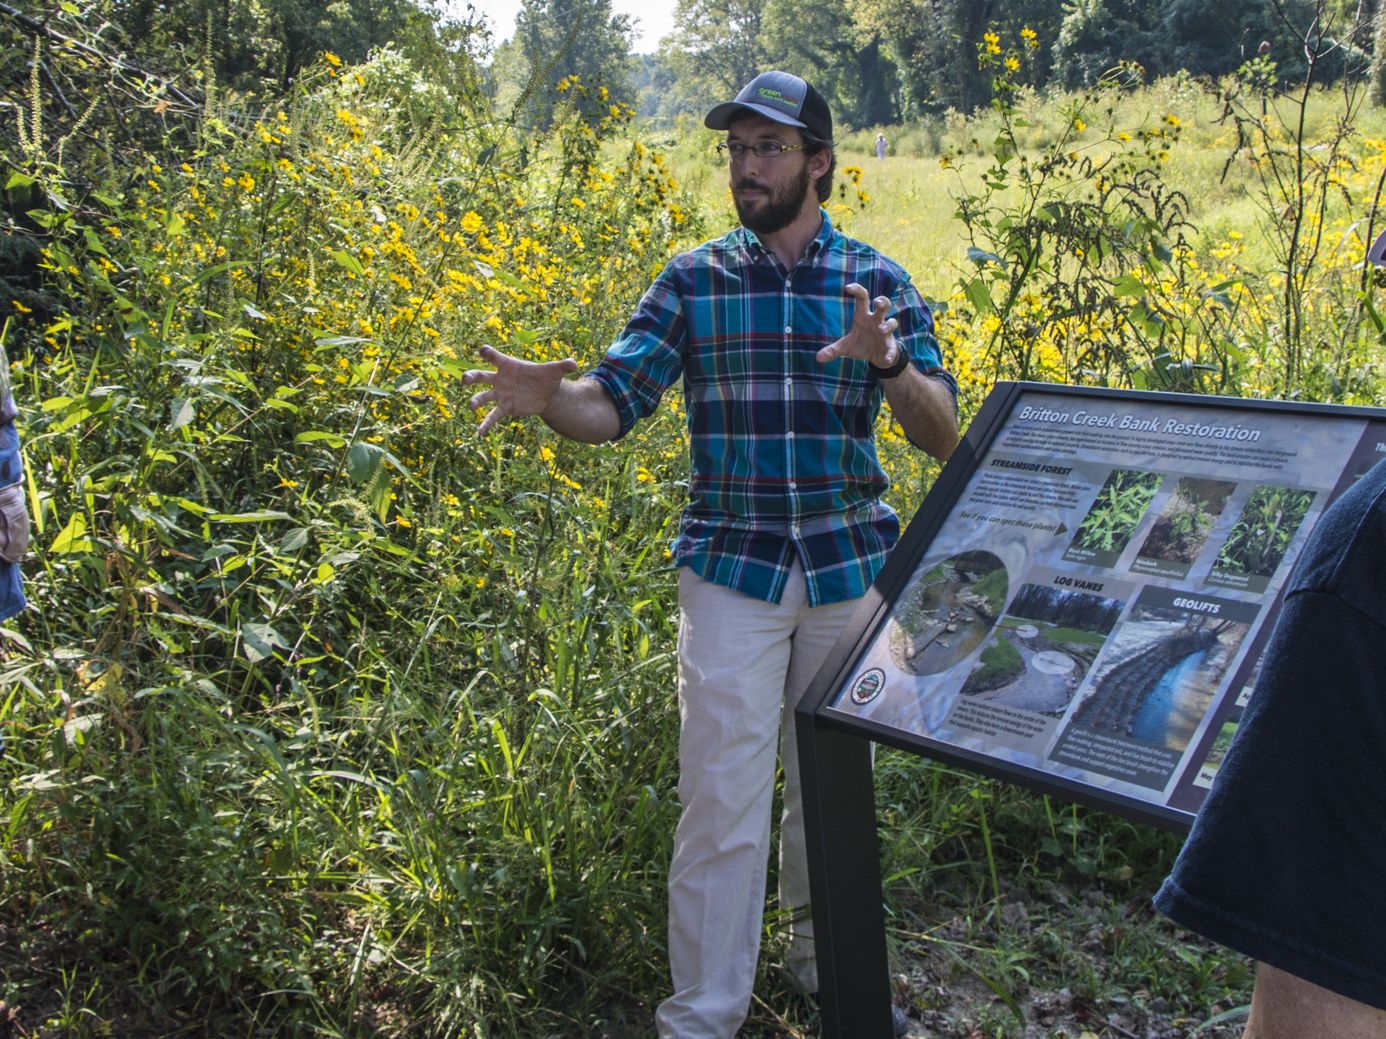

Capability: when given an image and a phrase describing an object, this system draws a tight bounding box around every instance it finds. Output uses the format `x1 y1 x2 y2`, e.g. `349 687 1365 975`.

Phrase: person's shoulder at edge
1289 458 1386 619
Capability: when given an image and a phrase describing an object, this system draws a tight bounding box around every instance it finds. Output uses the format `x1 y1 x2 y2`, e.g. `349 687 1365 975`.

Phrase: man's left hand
816 283 900 368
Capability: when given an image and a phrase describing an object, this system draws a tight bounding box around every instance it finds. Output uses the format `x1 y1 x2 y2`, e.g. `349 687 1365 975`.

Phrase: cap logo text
757 86 801 108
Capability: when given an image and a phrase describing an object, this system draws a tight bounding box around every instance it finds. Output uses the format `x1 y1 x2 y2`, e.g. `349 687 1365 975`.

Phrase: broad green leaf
1112 274 1145 297
241 621 286 663
963 276 994 316
82 228 110 257
311 769 389 792
330 249 365 276
170 397 195 430
314 335 375 349
490 268 525 291
51 512 93 554
295 430 347 447
209 510 293 523
190 262 233 286
5 172 35 190
347 441 385 484
0 626 33 652
279 527 309 553
50 406 95 434
437 359 468 379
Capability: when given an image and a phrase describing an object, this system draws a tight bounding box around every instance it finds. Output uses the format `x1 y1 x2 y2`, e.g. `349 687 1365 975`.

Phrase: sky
455 1 678 54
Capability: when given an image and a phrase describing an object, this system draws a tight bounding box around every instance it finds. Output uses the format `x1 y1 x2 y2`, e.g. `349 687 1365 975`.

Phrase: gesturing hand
463 344 579 435
815 283 901 368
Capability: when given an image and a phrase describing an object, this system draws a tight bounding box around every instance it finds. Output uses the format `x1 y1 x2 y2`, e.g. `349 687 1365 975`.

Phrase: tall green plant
1213 0 1377 398
949 30 1243 394
2 25 702 1032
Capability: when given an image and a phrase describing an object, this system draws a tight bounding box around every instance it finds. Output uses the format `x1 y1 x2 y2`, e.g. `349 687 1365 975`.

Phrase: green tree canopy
106 0 467 91
1053 0 1367 87
509 0 636 128
661 0 771 102
760 0 899 128
849 0 1061 116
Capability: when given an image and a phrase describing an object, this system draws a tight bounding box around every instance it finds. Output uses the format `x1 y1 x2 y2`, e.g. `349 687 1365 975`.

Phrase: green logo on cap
757 86 801 108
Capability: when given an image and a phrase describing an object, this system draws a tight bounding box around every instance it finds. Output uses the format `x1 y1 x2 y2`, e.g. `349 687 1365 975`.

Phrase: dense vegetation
3 0 1386 1036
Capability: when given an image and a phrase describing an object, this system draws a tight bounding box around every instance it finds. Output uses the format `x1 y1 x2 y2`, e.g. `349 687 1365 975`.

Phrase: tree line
493 0 1376 129
1 0 1380 139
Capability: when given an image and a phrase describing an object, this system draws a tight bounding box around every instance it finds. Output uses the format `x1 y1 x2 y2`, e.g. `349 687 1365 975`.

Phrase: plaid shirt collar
732 211 832 270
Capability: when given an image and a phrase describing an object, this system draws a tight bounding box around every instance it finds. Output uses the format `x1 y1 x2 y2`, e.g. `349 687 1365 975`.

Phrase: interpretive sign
796 383 1386 1037
819 382 1386 827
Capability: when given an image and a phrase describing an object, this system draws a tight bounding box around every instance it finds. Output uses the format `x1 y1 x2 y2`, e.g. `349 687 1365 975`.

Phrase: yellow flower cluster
33 49 700 538
934 125 1386 405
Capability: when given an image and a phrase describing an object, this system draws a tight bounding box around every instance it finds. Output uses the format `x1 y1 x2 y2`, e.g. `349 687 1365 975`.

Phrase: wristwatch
870 347 911 379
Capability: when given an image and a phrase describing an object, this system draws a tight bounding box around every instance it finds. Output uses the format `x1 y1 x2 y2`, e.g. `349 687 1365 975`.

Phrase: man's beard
733 161 812 235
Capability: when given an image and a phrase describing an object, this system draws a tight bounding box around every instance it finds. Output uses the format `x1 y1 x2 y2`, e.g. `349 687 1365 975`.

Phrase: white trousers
654 561 861 1038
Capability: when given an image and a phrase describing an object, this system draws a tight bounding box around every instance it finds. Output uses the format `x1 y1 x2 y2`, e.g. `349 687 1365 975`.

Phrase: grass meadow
2 35 1383 1038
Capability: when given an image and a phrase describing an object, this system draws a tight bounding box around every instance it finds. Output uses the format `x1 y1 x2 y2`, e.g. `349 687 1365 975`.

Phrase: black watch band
870 348 911 379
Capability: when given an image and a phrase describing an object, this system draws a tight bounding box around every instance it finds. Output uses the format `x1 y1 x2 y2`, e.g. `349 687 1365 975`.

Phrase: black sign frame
795 381 1386 1038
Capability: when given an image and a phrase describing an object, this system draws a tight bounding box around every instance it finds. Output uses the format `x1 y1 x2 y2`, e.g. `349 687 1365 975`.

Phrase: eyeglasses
715 141 805 159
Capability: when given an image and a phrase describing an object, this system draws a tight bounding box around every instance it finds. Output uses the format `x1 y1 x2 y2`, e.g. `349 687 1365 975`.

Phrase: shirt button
784 324 792 333
786 431 795 439
789 481 797 491
784 377 792 387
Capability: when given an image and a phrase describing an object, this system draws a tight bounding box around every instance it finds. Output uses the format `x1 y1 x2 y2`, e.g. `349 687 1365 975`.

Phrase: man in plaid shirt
466 71 957 1038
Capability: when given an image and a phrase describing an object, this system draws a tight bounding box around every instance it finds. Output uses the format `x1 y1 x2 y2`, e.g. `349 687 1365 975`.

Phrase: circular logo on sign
850 668 886 705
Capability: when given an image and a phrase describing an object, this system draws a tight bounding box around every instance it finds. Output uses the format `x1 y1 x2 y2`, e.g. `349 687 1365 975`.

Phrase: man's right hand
464 345 579 436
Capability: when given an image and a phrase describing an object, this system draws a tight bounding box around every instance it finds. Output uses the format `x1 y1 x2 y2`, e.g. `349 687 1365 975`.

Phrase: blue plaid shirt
589 211 956 607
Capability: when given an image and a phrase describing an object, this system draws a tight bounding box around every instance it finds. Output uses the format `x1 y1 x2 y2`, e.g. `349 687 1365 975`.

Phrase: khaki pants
655 561 861 1038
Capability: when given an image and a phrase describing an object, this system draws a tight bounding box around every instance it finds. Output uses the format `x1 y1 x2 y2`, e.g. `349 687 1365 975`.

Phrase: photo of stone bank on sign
821 382 1386 828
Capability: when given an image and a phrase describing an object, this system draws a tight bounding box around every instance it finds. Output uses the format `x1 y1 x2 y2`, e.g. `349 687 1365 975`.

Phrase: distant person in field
1154 457 1386 1038
463 69 957 1038
875 132 887 161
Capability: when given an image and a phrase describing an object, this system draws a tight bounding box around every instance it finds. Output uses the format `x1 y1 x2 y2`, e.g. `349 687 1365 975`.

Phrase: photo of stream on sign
828 387 1386 822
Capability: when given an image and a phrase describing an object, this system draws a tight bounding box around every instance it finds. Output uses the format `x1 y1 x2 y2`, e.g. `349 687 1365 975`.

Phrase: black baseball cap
704 71 833 142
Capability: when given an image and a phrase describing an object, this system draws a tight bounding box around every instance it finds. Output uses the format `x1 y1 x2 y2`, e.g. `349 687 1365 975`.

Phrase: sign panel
824 383 1386 828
